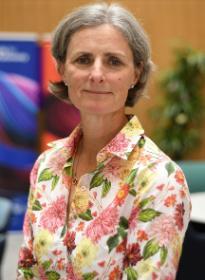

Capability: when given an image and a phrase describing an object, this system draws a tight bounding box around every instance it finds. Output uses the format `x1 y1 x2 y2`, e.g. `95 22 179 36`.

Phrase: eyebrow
71 51 127 59
105 52 127 59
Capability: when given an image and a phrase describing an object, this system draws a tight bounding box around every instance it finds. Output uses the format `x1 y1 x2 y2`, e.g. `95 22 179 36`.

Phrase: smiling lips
83 89 112 95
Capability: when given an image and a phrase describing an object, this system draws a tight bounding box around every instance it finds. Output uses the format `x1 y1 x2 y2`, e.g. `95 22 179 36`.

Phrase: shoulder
139 135 180 172
30 135 71 186
132 135 191 230
135 135 190 198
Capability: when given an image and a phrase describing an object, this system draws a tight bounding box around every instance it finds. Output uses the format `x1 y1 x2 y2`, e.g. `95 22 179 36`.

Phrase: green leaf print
90 172 104 189
107 234 119 253
79 209 93 221
45 271 60 280
64 158 73 176
64 165 72 177
165 162 175 176
138 208 161 222
139 196 155 209
21 268 34 279
138 137 146 148
102 179 111 197
51 175 59 190
143 238 160 260
42 260 52 270
96 162 105 171
129 189 137 196
38 168 53 182
117 227 127 239
125 267 138 280
65 157 73 166
83 272 97 280
119 216 129 229
32 199 42 211
126 168 138 186
160 245 168 265
60 225 67 238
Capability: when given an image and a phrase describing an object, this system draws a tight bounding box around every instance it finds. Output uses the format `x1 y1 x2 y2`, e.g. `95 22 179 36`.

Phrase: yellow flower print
118 168 131 180
34 229 54 260
137 168 156 194
74 238 98 268
135 259 156 278
123 118 143 137
28 185 43 212
118 147 140 181
28 190 37 210
171 234 182 270
128 146 140 162
73 185 89 214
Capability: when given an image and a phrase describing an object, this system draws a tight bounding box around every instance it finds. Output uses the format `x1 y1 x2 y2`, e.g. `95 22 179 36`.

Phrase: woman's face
60 24 140 115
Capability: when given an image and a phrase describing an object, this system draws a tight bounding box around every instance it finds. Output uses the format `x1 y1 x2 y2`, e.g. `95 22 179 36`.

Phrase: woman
17 2 191 279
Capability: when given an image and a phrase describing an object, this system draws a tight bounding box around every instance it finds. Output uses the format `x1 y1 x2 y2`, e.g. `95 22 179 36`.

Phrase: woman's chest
31 171 136 278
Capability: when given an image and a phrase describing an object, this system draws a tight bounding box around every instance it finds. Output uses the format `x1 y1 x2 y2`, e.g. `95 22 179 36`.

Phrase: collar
47 124 82 158
47 115 144 163
96 115 144 162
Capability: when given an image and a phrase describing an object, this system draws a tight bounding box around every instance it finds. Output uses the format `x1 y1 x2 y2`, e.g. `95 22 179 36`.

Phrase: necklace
72 138 82 185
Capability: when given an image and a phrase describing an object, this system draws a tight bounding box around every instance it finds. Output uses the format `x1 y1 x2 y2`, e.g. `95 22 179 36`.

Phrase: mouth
83 89 112 95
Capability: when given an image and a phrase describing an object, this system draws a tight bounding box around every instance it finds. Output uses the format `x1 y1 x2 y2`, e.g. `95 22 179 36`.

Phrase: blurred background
0 0 205 279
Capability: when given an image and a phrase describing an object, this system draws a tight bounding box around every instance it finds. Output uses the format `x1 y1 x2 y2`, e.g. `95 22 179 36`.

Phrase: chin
77 101 114 115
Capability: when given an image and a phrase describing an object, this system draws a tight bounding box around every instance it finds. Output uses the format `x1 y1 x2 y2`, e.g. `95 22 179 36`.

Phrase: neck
80 109 128 158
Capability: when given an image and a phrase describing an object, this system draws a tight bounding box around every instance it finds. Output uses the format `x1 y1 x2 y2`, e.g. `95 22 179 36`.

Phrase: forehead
67 24 132 55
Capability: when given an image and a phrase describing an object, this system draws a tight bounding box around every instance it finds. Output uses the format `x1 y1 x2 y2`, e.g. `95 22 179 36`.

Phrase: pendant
72 176 78 185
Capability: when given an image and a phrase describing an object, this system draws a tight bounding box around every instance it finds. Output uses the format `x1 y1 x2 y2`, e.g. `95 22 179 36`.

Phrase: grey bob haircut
50 2 154 107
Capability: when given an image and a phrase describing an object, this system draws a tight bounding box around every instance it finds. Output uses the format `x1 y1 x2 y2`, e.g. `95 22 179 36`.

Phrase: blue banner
0 33 41 198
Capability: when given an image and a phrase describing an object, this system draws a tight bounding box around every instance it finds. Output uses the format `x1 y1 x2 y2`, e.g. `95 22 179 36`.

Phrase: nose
89 59 105 83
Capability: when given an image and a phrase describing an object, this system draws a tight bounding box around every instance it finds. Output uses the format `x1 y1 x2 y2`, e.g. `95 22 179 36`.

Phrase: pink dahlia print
149 214 177 247
86 206 119 243
48 149 69 176
129 206 140 231
39 196 66 233
102 157 122 179
106 133 129 153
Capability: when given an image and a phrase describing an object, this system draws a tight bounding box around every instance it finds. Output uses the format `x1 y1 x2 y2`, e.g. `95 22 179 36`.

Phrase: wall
0 0 205 159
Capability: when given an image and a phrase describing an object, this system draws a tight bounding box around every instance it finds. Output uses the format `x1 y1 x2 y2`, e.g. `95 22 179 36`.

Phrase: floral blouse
17 115 191 280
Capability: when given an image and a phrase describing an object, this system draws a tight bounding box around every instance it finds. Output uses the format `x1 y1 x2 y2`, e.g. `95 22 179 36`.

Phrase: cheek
64 65 81 82
116 76 130 91
116 72 132 85
68 72 88 89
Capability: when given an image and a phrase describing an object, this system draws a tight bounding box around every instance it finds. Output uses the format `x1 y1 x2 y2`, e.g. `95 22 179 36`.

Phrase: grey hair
49 2 154 107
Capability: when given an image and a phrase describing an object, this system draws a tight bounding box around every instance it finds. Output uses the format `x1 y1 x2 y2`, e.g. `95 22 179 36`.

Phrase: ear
57 61 65 78
133 62 143 84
